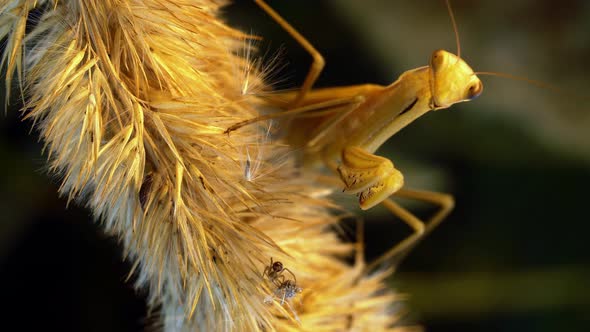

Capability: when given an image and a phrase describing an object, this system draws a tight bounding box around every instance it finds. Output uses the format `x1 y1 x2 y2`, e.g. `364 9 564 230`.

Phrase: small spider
262 258 297 287
261 259 303 323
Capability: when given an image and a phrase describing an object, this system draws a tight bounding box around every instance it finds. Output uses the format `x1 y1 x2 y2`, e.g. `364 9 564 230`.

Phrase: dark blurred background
1 1 589 331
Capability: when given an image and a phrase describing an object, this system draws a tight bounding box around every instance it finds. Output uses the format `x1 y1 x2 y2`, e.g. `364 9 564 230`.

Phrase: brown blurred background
1 1 589 331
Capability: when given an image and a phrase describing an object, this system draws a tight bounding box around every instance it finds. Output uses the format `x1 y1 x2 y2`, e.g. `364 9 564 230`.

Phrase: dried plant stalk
0 0 412 330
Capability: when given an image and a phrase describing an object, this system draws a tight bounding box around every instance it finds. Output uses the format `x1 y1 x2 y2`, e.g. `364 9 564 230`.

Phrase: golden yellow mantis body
228 0 484 271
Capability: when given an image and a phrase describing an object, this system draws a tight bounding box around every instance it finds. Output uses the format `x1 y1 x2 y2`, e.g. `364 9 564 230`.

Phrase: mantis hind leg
255 0 325 106
365 189 454 273
225 95 362 133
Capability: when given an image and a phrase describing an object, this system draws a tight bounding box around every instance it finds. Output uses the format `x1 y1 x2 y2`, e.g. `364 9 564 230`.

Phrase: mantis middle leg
364 189 454 273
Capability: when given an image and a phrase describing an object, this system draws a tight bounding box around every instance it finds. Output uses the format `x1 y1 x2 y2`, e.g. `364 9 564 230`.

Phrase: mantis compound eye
467 80 483 100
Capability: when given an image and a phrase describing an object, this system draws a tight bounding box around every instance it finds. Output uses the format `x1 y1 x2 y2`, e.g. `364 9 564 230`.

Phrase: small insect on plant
262 257 298 287
228 0 548 271
262 258 303 322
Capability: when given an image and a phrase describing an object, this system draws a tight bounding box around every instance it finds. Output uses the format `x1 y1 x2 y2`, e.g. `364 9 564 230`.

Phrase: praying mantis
227 0 507 271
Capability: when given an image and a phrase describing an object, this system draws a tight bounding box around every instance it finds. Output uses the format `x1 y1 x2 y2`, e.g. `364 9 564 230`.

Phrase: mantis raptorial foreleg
336 146 405 209
255 0 324 107
318 122 455 268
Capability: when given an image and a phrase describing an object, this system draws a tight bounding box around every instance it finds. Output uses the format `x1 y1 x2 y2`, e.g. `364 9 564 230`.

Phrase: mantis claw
337 146 404 210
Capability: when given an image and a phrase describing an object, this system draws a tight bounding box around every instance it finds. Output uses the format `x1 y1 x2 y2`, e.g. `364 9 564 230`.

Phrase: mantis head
429 49 483 109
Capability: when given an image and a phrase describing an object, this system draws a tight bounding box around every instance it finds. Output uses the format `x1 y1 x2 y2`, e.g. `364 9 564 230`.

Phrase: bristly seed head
0 0 410 330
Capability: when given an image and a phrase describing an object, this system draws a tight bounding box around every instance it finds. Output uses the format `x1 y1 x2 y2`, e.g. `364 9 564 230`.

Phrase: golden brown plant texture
1 0 409 330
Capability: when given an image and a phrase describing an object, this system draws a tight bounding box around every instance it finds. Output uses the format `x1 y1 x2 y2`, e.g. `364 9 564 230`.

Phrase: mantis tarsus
228 0 485 272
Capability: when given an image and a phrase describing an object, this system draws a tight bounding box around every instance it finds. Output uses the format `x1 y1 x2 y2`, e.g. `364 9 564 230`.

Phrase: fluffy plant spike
1 0 414 330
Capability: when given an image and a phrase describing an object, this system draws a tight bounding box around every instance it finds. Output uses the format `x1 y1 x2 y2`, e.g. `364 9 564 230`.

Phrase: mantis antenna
475 71 576 97
445 0 461 58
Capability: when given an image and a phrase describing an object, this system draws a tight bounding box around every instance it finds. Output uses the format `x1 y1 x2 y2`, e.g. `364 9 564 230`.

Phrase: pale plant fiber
0 0 410 330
